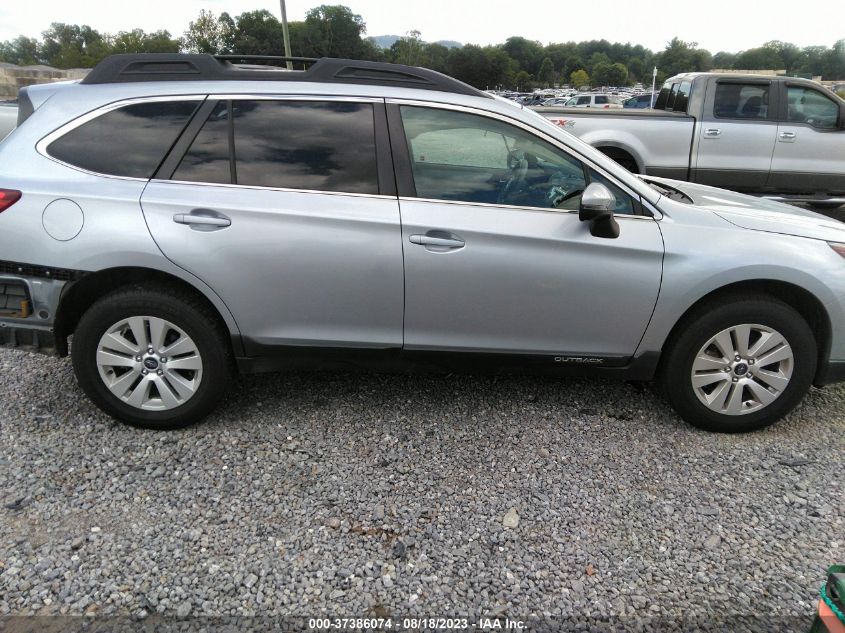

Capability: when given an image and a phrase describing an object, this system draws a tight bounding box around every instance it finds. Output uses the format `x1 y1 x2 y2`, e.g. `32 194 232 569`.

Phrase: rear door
767 83 845 195
141 96 404 354
692 79 778 190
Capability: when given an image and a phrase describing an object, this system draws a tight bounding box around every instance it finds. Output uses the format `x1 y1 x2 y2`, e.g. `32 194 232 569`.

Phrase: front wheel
661 297 816 433
72 287 232 430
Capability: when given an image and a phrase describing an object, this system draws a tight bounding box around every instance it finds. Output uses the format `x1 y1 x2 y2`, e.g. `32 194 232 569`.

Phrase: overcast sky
1 0 843 54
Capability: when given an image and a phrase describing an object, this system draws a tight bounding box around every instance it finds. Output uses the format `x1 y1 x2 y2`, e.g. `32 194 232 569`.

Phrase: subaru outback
1 53 845 433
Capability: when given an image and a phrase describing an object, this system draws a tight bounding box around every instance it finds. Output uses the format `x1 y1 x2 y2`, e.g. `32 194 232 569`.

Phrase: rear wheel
661 297 816 432
72 287 232 430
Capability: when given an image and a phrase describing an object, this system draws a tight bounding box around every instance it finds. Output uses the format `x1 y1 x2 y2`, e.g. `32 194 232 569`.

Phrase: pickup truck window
787 86 839 130
577 96 591 106
714 83 770 120
654 81 672 110
673 81 692 112
595 96 609 105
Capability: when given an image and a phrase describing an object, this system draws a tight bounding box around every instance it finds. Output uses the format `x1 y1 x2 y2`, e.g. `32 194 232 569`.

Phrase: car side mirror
579 182 620 239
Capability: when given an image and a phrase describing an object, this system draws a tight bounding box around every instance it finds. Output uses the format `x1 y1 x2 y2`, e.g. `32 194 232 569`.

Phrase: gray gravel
1 347 843 630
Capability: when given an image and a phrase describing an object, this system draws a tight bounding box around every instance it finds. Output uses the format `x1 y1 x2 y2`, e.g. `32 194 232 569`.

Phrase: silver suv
2 53 845 432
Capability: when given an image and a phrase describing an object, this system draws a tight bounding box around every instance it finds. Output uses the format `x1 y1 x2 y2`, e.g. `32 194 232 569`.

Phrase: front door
392 104 664 360
141 97 404 354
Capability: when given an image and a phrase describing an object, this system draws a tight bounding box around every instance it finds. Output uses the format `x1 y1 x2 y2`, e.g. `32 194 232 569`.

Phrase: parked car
540 97 571 107
3 54 845 432
535 72 845 208
563 93 623 109
623 94 654 109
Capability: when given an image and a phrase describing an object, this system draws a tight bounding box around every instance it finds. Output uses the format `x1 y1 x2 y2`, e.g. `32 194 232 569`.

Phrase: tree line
2 5 844 90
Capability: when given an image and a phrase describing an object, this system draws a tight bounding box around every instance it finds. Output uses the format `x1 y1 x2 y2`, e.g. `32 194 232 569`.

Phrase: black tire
72 286 232 430
660 296 816 433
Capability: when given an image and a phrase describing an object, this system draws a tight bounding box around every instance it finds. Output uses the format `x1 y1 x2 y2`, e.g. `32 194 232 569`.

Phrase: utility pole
280 0 293 69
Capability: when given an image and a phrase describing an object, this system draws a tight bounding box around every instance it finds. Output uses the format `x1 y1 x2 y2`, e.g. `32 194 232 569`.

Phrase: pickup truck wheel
661 297 816 433
598 148 639 173
71 287 232 430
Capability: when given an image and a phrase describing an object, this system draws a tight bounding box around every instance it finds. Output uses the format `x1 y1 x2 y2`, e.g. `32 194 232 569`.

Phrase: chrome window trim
399 196 657 221
387 97 649 209
152 178 396 201
36 95 208 181
208 94 383 103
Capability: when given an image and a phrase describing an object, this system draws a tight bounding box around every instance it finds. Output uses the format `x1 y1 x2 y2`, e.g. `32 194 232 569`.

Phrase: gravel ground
1 347 844 631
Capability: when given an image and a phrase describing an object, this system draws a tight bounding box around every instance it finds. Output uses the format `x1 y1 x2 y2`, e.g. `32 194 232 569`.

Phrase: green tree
570 69 590 88
220 10 283 56
734 46 784 70
654 37 711 77
39 23 110 68
301 5 371 58
502 36 542 74
182 9 229 54
592 61 612 86
391 30 423 66
0 36 39 65
109 29 179 54
606 62 629 86
538 56 555 87
712 51 737 68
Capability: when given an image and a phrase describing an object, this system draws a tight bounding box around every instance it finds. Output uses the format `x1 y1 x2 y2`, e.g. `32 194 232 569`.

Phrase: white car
563 94 623 109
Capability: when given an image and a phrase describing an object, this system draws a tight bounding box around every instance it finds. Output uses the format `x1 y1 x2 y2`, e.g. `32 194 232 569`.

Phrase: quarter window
173 101 231 184
48 101 199 178
787 86 838 129
399 105 636 214
714 83 770 119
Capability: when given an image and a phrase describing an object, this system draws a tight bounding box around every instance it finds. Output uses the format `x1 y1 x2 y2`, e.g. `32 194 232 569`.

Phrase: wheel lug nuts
161 357 167 363
135 355 142 361
734 355 741 361
723 367 730 372
142 370 148 376
157 370 163 376
749 359 755 365
732 377 738 382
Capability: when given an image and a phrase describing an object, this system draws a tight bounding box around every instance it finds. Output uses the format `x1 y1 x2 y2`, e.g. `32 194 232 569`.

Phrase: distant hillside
370 35 463 50
370 35 401 49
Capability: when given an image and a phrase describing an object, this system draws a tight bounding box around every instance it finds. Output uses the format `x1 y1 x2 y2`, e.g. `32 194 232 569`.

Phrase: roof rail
81 53 490 98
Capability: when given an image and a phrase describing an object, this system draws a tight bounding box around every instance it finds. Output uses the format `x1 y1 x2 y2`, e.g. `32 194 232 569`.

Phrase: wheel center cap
143 357 159 371
734 362 749 376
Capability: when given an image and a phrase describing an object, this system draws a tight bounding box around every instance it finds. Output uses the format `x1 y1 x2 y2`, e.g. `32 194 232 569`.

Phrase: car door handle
409 233 465 250
779 131 797 141
173 211 231 229
703 128 721 138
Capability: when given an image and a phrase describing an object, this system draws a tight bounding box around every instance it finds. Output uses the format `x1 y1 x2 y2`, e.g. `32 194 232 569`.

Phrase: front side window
787 86 839 129
577 96 591 106
172 99 379 194
714 83 770 119
48 100 199 178
399 105 636 214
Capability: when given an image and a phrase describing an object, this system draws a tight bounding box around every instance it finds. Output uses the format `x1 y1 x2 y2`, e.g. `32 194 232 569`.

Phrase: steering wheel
497 151 530 204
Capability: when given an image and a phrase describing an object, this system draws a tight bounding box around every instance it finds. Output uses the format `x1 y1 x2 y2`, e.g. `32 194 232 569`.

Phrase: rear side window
170 100 378 194
714 83 770 119
595 95 608 105
234 100 377 194
48 101 199 178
